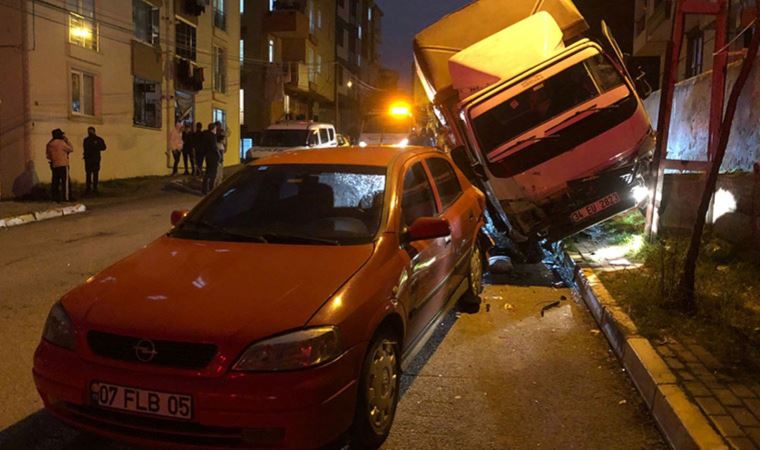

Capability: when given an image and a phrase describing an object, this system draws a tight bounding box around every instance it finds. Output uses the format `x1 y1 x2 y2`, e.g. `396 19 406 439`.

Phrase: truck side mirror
634 68 653 100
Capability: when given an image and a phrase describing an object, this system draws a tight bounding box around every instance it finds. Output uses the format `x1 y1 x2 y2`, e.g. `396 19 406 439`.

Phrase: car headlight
42 302 76 350
233 327 342 372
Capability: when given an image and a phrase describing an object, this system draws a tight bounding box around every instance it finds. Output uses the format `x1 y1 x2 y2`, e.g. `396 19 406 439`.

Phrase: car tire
461 244 484 305
350 327 401 450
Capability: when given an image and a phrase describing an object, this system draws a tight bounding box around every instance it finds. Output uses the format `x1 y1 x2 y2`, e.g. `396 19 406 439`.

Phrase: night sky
376 0 636 92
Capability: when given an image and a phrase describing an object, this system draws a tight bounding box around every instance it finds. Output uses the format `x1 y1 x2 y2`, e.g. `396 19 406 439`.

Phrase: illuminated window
71 70 95 116
69 13 98 50
268 38 275 63
239 89 245 125
240 39 244 62
213 108 226 126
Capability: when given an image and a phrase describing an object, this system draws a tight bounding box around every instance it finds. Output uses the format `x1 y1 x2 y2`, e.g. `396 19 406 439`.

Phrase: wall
660 173 760 249
644 60 760 172
0 0 28 198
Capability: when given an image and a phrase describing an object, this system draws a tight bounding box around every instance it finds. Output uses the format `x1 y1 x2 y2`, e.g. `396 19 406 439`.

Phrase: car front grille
87 331 217 370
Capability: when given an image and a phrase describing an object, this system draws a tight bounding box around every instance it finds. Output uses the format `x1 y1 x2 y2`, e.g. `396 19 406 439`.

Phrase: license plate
570 192 622 223
90 382 192 420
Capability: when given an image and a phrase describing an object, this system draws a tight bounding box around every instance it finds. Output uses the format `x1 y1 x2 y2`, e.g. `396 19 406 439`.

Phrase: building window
71 70 95 116
307 47 315 82
358 25 362 40
368 7 372 21
133 77 161 128
213 108 226 126
317 9 322 29
268 38 275 63
240 39 244 62
308 0 315 33
240 0 244 13
239 89 245 125
317 54 322 75
213 0 226 30
686 28 704 78
133 0 159 45
268 0 274 11
214 46 227 93
69 15 98 50
176 20 197 61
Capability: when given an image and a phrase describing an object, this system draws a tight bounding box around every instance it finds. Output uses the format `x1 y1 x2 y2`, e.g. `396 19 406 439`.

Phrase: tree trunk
678 7 760 310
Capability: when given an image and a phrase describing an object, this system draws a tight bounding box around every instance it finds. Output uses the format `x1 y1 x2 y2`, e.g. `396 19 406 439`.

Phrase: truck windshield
471 54 627 155
170 165 386 245
258 129 310 147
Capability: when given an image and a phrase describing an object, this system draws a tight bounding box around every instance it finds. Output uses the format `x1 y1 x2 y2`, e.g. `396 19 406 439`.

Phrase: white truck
414 0 654 246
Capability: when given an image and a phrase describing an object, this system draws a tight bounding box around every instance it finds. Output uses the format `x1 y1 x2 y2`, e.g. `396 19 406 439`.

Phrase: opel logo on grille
133 339 158 362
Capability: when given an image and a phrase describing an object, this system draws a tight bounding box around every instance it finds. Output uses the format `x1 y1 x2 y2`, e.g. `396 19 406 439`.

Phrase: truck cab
414 0 654 243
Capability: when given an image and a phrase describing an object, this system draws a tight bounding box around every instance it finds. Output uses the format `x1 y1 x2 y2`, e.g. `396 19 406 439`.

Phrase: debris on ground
540 301 562 317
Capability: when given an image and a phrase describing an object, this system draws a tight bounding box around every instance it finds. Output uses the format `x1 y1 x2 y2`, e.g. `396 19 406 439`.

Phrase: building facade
241 0 382 144
0 0 240 198
633 0 755 82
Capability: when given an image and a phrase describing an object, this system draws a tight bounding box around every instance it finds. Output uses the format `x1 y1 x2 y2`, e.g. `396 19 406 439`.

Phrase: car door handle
444 236 452 245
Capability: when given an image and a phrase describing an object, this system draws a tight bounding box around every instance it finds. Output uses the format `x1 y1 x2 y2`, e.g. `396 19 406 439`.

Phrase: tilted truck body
414 0 654 243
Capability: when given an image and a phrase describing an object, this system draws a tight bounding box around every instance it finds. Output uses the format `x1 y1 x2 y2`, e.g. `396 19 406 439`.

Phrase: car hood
249 145 308 154
63 236 374 345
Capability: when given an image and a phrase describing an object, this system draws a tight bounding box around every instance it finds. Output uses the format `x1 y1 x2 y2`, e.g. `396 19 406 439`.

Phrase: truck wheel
350 328 401 449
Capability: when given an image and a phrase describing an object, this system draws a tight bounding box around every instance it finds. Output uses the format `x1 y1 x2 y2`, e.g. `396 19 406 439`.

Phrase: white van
246 122 338 161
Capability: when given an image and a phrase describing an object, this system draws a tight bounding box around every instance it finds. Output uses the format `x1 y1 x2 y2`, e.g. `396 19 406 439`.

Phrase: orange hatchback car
33 146 487 449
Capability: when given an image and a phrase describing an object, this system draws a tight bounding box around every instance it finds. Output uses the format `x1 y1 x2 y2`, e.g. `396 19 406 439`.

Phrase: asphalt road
0 191 665 449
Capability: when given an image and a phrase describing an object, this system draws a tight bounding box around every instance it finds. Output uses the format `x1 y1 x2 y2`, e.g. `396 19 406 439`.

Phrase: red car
34 146 487 449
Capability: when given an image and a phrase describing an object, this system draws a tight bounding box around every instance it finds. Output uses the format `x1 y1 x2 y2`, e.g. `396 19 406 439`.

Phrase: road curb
0 203 87 229
559 249 728 450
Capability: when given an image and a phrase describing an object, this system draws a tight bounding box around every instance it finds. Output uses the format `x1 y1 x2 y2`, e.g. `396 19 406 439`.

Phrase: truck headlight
42 302 76 350
233 327 342 372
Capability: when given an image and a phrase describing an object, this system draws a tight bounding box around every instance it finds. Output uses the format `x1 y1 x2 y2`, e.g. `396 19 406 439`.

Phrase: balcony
264 1 308 38
175 57 204 92
285 62 309 93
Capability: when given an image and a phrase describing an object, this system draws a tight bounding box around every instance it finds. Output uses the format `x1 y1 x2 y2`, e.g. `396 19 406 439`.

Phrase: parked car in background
33 146 487 450
337 133 351 147
246 121 338 161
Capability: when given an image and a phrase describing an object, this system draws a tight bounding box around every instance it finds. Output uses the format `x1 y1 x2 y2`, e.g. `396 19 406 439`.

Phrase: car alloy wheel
366 339 398 434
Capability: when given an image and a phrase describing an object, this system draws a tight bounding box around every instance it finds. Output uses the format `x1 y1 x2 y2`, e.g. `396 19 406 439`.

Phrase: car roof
249 146 443 168
267 121 335 130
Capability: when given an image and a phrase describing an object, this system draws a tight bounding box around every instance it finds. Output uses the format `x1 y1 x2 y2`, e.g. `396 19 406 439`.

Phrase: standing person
181 123 195 176
169 122 183 175
82 126 107 195
46 129 73 202
201 123 219 194
214 121 226 188
193 122 204 176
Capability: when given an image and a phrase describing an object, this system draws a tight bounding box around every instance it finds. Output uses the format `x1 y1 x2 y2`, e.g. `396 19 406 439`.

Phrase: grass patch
599 236 760 371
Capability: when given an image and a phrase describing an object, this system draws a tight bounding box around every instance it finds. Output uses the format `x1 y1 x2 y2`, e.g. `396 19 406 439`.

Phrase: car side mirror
171 209 189 226
406 217 451 242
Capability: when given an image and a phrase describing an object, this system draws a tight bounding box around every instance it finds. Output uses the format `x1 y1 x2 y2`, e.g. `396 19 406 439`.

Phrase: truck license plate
90 382 192 420
570 193 621 223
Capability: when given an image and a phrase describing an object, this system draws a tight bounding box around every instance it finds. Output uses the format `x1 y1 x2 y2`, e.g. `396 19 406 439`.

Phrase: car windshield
258 129 310 147
170 165 387 245
471 53 628 154
363 115 413 135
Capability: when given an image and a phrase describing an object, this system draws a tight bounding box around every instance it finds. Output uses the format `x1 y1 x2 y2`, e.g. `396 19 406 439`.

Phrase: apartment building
633 0 755 82
335 0 383 139
0 0 240 198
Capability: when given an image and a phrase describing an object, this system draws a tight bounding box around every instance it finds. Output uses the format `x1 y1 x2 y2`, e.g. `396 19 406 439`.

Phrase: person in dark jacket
193 122 204 176
82 127 107 194
181 123 195 176
201 123 219 194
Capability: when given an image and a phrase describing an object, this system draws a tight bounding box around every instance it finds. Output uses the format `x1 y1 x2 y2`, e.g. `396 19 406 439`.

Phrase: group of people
168 121 227 194
45 127 107 202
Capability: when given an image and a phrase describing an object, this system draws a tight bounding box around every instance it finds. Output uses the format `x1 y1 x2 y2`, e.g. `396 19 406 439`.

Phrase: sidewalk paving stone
731 384 759 399
713 415 745 437
746 427 760 446
728 406 760 427
727 436 758 450
696 396 728 415
745 398 760 418
685 381 712 397
715 389 745 407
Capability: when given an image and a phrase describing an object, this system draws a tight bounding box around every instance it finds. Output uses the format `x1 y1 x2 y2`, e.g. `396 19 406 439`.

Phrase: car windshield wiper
547 102 621 134
262 233 341 246
501 133 561 153
179 220 268 243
